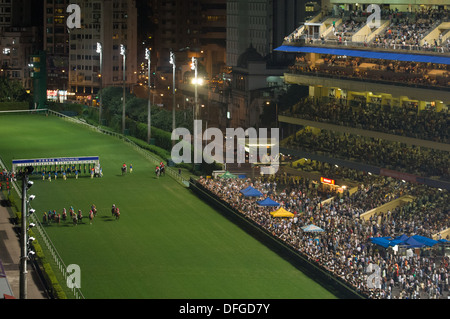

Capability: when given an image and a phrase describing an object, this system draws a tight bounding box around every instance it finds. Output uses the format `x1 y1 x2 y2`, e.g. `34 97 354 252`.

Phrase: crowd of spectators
375 9 446 50
198 170 449 299
285 95 449 144
282 128 449 180
290 55 450 89
287 7 450 53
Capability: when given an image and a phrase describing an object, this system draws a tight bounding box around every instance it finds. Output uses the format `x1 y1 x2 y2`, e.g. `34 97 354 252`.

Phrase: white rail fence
46 109 189 187
0 156 85 299
0 108 193 299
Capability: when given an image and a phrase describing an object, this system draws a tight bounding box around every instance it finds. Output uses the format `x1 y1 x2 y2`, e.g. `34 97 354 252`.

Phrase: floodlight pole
19 174 28 299
121 44 126 135
192 57 199 121
170 50 176 134
146 48 151 143
97 42 103 125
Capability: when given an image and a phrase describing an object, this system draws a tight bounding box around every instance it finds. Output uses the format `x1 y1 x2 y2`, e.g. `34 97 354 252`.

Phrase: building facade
0 0 42 91
66 0 138 104
226 0 311 67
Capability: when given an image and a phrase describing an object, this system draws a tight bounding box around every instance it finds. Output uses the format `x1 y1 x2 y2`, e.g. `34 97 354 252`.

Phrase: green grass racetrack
0 114 336 299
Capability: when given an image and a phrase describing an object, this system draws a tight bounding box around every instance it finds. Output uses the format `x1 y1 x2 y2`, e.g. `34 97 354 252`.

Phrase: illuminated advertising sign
320 177 335 185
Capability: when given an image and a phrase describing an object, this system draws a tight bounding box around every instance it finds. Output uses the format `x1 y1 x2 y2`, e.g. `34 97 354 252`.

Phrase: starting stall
12 156 102 178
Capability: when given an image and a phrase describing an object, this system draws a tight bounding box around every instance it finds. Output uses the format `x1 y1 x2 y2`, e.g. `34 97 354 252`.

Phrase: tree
0 75 29 102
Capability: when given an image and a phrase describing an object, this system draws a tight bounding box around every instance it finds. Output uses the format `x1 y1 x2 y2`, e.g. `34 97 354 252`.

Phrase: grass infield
0 114 336 299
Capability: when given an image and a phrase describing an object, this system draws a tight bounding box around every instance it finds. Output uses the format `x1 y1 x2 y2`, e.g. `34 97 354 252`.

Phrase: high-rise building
43 0 70 91
0 0 42 91
67 0 138 104
225 0 312 128
226 0 310 67
0 27 40 90
147 0 226 81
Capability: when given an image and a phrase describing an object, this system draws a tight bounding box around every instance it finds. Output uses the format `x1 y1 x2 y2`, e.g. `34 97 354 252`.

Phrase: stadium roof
274 45 450 65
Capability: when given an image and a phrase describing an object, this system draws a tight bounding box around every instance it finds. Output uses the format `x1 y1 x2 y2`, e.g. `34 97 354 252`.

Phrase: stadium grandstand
200 1 450 299
273 0 449 191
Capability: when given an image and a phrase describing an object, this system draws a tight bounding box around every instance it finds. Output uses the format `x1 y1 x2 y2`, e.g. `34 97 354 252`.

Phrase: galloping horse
77 210 83 223
114 208 120 220
91 204 97 217
89 210 94 224
121 163 127 175
159 164 165 176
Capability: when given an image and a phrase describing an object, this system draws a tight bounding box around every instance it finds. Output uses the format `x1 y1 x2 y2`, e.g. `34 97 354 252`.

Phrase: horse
155 167 160 178
111 205 116 217
77 210 83 223
72 215 78 226
121 164 127 175
159 165 165 176
91 205 97 217
43 213 48 224
89 210 94 224
115 208 120 220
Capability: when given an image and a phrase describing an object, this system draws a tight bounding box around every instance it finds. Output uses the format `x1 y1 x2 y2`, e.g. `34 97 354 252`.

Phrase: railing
46 109 190 187
0 155 85 299
29 213 85 299
284 36 450 55
287 67 450 91
0 108 193 299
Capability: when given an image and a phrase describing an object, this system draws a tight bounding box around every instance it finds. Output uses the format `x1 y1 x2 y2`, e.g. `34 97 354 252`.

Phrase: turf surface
0 114 336 299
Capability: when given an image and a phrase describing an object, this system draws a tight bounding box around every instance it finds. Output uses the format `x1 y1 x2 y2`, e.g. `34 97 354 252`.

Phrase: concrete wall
360 195 415 221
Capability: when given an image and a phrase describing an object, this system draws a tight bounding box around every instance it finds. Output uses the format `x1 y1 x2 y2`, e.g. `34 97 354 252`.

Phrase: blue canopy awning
243 187 263 197
371 234 438 249
256 197 280 207
370 237 393 248
240 186 252 194
411 235 439 247
274 45 450 65
404 237 426 248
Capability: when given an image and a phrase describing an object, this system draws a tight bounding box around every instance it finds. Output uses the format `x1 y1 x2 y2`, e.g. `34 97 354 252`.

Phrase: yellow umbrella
270 207 294 218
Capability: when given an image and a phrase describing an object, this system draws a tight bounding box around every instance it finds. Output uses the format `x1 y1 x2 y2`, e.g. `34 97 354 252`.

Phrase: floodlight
27 223 35 230
28 209 35 215
28 195 36 201
169 51 175 65
27 180 34 189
